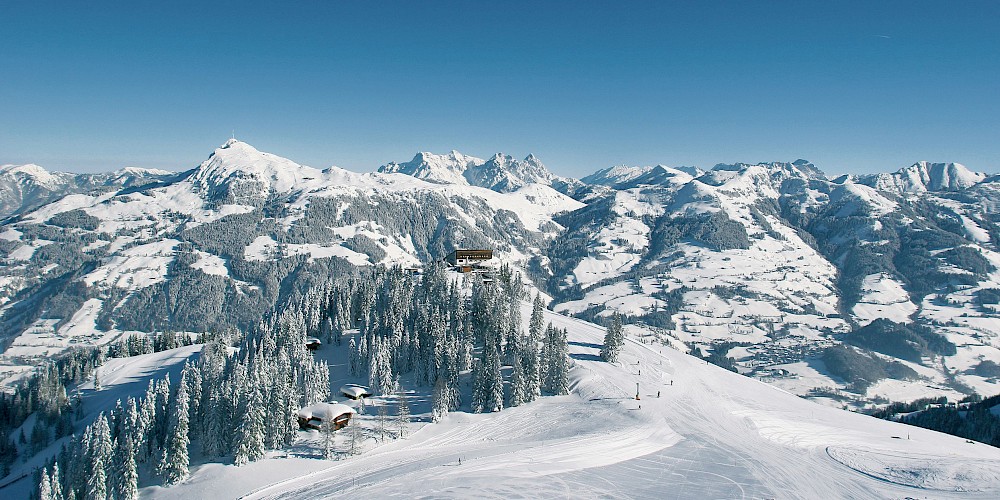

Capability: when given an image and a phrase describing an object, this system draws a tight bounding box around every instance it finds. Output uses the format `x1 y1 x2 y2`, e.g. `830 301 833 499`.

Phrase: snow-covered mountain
543 157 1000 408
0 140 581 383
2 140 1000 413
0 163 174 218
860 161 988 193
377 150 482 185
378 150 561 193
581 164 701 190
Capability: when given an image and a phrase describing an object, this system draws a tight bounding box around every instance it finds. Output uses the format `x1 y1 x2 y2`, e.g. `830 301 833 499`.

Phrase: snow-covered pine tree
38 468 52 500
542 325 570 395
158 369 190 484
529 293 545 342
50 463 63 500
425 310 447 386
109 399 124 440
137 380 157 462
113 428 139 500
600 313 624 363
369 337 395 396
523 341 540 402
86 414 112 500
431 375 450 422
233 387 265 466
153 374 171 449
201 389 228 457
457 335 473 373
348 336 360 376
183 362 202 441
283 381 299 446
503 293 522 365
68 430 89 497
508 353 527 407
321 417 335 460
396 387 410 438
472 336 504 413
264 357 288 450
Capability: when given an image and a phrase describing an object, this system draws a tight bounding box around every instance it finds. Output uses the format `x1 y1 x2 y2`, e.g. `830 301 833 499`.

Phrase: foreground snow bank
827 446 1000 492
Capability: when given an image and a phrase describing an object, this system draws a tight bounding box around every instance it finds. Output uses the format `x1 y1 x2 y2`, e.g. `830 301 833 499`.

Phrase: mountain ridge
2 140 999 413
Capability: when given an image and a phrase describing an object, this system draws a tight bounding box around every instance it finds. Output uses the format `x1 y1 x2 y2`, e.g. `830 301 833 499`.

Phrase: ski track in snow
179 308 1000 500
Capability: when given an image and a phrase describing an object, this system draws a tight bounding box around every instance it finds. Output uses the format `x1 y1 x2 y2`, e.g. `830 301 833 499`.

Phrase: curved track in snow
191 308 1000 499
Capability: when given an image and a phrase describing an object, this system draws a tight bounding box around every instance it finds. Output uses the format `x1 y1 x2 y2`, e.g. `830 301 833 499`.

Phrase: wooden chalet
297 402 355 430
446 249 493 272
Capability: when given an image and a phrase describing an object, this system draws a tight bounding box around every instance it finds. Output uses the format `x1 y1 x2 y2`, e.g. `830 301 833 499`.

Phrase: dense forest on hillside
11 263 573 498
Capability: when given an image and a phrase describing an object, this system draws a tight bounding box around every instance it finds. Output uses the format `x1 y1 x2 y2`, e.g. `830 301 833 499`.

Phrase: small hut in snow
297 402 355 430
340 384 372 400
305 337 322 350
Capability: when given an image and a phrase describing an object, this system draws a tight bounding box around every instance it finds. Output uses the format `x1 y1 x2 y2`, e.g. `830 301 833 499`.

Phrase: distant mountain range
2 140 998 409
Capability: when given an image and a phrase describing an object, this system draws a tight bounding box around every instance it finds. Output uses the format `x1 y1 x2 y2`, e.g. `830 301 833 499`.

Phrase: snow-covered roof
306 337 321 344
340 384 372 398
297 402 355 420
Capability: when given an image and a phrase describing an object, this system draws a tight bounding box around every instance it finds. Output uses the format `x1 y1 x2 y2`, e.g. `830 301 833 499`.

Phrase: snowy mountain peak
581 164 696 189
467 152 556 192
790 159 827 179
114 166 174 177
582 165 654 186
710 160 826 181
862 161 986 193
379 150 555 193
189 140 321 202
0 163 63 187
377 150 482 185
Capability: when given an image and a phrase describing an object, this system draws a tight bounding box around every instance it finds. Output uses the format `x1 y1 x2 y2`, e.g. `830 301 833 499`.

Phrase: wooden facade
446 249 493 267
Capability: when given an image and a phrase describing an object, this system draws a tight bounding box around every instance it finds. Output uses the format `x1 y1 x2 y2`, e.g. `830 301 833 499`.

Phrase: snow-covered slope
0 163 174 218
57 308 996 499
546 157 1000 407
862 161 987 194
0 141 582 381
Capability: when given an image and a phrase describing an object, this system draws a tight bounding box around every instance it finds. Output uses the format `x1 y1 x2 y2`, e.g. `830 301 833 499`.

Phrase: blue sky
2 1 998 176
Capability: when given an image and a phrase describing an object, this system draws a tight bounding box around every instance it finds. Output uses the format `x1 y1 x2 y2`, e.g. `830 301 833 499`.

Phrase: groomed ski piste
10 307 999 498
142 306 1000 499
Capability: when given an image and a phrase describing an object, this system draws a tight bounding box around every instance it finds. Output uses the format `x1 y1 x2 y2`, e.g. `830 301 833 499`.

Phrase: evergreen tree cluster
28 262 576 497
0 348 103 476
35 306 330 496
296 262 568 416
106 331 210 359
875 393 1000 448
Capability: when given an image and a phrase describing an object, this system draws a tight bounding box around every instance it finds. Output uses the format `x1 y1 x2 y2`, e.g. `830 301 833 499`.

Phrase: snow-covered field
62 308 998 499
